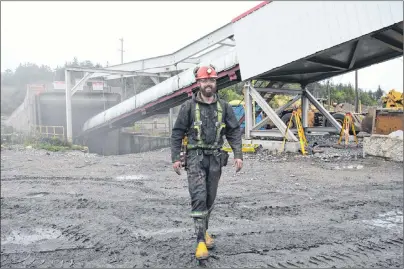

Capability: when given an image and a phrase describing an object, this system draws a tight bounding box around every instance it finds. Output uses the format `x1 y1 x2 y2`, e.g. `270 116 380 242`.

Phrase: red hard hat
194 65 218 80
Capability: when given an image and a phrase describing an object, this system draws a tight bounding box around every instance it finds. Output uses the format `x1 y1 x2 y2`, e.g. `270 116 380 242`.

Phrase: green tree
1 58 102 115
1 69 15 85
218 82 244 102
375 85 384 100
359 90 377 106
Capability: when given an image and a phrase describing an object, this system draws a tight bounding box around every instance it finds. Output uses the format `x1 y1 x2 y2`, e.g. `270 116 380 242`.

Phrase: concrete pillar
301 90 309 128
168 108 173 137
65 70 73 143
103 129 121 155
244 83 253 139
35 95 42 126
85 129 121 156
119 132 132 155
29 90 36 133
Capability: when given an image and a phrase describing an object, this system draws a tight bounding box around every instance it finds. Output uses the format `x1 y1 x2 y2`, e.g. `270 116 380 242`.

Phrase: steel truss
92 23 236 81
64 23 237 142
243 82 342 142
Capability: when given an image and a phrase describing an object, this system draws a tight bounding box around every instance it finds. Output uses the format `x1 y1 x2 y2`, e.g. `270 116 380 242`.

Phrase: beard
200 85 217 97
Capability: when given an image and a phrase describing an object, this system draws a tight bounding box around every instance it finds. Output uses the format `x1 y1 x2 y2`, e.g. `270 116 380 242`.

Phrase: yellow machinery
222 141 260 153
229 100 245 106
338 113 358 146
280 110 308 155
381 89 403 109
361 89 403 134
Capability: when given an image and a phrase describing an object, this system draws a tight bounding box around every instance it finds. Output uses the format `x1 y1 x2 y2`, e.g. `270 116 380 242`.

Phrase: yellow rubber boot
195 241 209 260
205 232 215 249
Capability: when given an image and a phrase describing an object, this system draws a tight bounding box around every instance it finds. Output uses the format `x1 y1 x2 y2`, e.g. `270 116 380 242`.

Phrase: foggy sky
1 1 403 91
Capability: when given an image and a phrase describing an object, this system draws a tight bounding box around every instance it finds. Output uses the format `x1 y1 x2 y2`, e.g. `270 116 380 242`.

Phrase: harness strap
188 101 226 150
214 102 226 147
193 103 202 141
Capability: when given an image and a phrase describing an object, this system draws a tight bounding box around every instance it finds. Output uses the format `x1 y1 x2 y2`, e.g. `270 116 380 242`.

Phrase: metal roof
232 1 403 85
253 22 403 87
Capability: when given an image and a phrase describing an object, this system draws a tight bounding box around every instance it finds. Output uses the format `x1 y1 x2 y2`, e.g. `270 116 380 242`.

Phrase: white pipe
82 50 239 133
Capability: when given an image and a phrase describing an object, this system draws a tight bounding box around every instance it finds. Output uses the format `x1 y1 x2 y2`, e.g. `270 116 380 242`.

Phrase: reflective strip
190 210 208 218
187 144 219 150
194 103 202 141
214 101 226 147
217 101 223 122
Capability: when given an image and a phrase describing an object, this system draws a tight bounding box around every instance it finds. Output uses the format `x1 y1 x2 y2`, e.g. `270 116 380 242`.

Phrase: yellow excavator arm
382 89 403 109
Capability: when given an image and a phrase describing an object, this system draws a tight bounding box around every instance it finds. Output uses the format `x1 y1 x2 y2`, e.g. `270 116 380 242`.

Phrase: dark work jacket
171 91 243 163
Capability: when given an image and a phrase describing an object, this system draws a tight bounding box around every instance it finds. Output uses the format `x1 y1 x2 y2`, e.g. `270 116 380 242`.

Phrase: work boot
205 232 215 249
194 218 209 260
204 210 215 249
195 241 209 260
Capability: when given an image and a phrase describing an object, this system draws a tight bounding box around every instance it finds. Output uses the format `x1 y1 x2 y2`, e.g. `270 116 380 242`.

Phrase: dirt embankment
1 144 403 268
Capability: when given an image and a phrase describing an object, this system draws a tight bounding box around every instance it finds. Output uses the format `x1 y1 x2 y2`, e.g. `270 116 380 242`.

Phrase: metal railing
30 125 65 140
125 122 169 136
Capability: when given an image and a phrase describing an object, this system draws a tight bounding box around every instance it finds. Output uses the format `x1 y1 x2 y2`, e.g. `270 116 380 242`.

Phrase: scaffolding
242 81 343 142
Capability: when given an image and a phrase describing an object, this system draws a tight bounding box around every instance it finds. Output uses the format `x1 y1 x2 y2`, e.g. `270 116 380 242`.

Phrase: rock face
363 134 403 162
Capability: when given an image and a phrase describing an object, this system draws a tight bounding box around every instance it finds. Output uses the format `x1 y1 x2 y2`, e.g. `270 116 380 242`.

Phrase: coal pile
306 133 364 161
244 133 365 163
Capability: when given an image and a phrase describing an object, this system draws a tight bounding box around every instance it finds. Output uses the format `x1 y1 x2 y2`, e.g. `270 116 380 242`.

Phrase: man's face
198 78 217 97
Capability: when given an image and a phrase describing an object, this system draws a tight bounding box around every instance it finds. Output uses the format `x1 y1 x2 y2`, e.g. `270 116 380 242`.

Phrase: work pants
186 149 224 240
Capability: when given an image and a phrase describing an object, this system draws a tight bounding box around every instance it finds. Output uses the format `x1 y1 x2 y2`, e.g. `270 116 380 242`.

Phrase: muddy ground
1 141 403 268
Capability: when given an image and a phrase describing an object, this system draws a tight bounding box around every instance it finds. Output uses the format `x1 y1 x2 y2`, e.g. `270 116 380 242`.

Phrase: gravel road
1 142 403 268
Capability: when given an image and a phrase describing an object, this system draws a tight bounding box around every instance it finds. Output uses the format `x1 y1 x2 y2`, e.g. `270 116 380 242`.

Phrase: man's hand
173 161 182 175
234 158 243 172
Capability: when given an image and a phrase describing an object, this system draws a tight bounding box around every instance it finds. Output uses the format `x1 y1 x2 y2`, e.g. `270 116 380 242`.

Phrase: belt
189 148 221 155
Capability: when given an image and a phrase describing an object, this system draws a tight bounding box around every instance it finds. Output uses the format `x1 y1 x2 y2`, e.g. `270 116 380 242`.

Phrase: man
171 65 243 260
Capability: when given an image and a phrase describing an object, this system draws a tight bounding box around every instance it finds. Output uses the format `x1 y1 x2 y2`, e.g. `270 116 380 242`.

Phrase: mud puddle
115 174 148 181
1 227 61 245
363 210 403 231
25 192 49 198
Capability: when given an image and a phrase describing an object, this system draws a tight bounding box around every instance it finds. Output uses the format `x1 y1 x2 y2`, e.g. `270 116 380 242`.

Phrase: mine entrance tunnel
37 92 121 139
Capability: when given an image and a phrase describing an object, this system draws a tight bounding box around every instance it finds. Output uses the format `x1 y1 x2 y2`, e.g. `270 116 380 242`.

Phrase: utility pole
118 37 126 99
119 37 124 64
354 70 359 113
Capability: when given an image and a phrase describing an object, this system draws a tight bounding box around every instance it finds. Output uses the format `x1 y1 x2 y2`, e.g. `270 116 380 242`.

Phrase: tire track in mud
1 176 165 198
59 224 94 247
327 200 399 210
55 223 128 254
215 199 301 220
56 220 144 255
0 176 115 182
214 237 403 268
55 223 136 266
58 198 108 210
126 234 403 268
1 249 93 268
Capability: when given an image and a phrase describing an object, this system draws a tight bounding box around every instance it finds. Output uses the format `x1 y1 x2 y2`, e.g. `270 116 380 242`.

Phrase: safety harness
187 101 226 150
